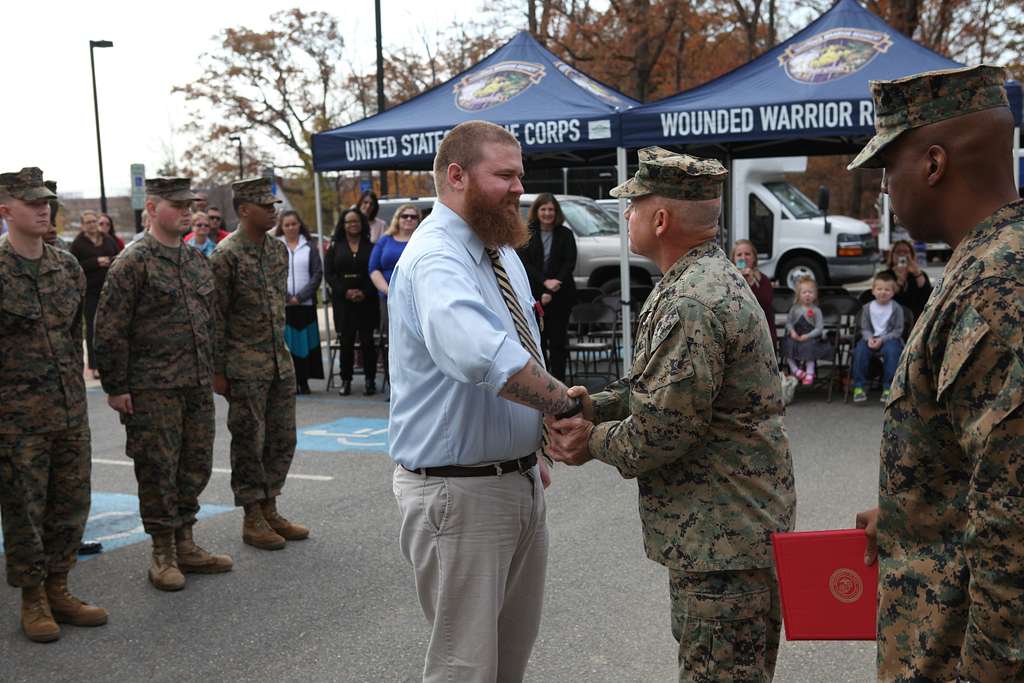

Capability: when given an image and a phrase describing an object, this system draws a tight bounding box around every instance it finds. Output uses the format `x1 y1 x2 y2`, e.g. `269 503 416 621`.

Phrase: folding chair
566 302 620 385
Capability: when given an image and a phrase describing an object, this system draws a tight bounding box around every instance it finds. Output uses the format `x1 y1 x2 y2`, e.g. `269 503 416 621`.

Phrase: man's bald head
627 195 721 269
881 106 1016 243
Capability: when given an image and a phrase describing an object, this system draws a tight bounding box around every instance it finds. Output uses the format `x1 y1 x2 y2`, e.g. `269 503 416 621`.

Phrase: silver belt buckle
494 463 503 477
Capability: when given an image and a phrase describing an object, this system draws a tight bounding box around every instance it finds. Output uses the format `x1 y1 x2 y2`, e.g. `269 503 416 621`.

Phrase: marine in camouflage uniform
211 177 308 549
0 168 107 642
849 65 1024 681
550 148 796 682
94 177 232 591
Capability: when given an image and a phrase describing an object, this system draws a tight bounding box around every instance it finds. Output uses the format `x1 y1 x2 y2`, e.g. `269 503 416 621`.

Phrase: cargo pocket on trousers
681 588 771 682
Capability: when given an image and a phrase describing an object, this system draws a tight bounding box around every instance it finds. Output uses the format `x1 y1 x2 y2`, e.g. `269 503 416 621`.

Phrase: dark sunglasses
399 213 419 220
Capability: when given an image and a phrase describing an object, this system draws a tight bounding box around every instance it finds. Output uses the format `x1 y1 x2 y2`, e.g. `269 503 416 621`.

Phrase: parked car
372 195 657 291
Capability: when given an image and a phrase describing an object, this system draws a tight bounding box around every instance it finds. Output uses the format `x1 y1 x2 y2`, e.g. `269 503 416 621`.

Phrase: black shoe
299 381 311 395
364 380 377 396
339 380 351 396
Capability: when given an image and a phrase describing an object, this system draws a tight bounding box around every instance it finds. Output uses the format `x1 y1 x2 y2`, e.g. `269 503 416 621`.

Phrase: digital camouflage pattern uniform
93 177 216 535
590 148 796 682
210 178 296 507
0 168 91 588
849 65 1024 681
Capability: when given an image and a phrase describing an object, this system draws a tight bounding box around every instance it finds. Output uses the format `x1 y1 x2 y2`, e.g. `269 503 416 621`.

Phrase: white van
732 157 878 289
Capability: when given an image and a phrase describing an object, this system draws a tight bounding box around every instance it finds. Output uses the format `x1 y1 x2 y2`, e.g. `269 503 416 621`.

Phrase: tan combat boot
149 530 186 591
44 573 108 626
261 498 310 541
20 585 60 643
175 526 233 574
242 503 286 550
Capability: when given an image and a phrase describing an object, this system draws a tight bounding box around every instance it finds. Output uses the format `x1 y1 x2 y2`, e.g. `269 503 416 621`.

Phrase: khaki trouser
670 567 782 683
393 464 548 683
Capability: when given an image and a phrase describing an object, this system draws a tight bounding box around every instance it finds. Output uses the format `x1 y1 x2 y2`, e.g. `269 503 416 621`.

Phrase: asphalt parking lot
0 371 889 682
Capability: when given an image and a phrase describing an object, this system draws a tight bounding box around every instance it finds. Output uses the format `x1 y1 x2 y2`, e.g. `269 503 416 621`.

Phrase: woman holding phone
884 239 932 319
732 239 773 331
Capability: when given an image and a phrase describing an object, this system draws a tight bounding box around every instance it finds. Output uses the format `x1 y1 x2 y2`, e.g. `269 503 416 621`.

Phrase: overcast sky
6 1 487 196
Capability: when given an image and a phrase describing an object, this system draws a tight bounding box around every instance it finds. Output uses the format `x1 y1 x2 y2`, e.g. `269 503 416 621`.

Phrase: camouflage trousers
123 387 215 534
226 377 296 507
0 425 91 587
670 567 782 683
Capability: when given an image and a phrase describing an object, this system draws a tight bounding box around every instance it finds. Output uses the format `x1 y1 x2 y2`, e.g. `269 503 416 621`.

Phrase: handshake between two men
544 386 598 467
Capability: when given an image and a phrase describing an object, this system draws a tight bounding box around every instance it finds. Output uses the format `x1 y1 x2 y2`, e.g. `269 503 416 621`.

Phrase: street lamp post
229 136 243 179
89 40 113 213
375 0 388 196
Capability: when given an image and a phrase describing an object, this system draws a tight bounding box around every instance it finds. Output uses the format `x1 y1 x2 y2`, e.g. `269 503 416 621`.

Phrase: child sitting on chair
851 270 905 403
782 277 833 386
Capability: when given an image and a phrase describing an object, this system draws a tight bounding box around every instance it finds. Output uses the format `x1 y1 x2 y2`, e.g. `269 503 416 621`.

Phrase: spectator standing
517 193 577 381
186 212 216 257
369 203 421 342
70 209 121 379
850 271 905 403
325 209 378 396
98 213 125 251
358 190 387 243
732 239 773 331
886 239 932 319
275 211 324 395
781 277 833 385
207 207 231 242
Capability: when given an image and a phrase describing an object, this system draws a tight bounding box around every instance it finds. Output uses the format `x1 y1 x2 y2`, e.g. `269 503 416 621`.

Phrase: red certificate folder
771 529 878 640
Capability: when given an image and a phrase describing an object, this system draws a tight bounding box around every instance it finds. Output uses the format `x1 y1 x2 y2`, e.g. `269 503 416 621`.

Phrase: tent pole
314 173 332 374
1013 126 1020 190
881 192 891 253
617 146 633 370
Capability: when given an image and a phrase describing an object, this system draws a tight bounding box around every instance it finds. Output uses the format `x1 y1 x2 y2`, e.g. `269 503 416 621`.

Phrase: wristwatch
555 396 583 420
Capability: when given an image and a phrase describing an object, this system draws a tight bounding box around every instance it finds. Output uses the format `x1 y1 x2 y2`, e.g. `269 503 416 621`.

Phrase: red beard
463 178 529 249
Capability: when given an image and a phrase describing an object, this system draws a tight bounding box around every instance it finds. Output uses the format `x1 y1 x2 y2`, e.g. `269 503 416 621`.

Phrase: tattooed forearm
500 359 575 414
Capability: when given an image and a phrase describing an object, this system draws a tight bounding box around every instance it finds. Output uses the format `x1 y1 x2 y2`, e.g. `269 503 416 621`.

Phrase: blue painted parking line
0 492 233 560
298 417 388 453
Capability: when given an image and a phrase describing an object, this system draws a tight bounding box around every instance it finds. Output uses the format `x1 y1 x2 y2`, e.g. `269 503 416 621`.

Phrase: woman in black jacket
517 193 578 381
325 209 379 396
70 209 121 379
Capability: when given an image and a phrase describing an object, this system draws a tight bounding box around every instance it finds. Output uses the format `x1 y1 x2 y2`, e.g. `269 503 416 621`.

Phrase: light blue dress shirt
387 200 543 469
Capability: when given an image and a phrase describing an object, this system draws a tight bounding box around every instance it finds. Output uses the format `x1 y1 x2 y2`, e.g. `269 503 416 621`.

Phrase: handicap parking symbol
0 492 233 560
298 417 389 453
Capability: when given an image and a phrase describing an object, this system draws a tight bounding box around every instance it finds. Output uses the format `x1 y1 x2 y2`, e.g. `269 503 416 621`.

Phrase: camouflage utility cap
610 147 727 201
232 177 281 205
0 167 58 201
146 177 201 201
848 64 1008 170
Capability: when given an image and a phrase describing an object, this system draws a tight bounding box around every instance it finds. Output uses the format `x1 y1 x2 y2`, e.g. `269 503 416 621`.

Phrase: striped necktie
485 247 551 461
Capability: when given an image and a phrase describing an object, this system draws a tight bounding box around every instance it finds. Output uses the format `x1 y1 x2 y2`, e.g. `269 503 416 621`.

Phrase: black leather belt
402 453 537 478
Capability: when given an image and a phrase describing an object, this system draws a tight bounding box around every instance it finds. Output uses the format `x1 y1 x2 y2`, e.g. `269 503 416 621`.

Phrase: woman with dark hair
884 239 932 319
98 212 125 251
358 190 387 243
71 209 121 379
275 210 324 394
325 209 379 396
517 193 577 381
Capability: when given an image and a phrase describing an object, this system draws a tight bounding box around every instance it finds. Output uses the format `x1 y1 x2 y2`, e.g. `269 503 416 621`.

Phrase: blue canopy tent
311 31 644 363
313 31 638 171
620 0 1023 248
